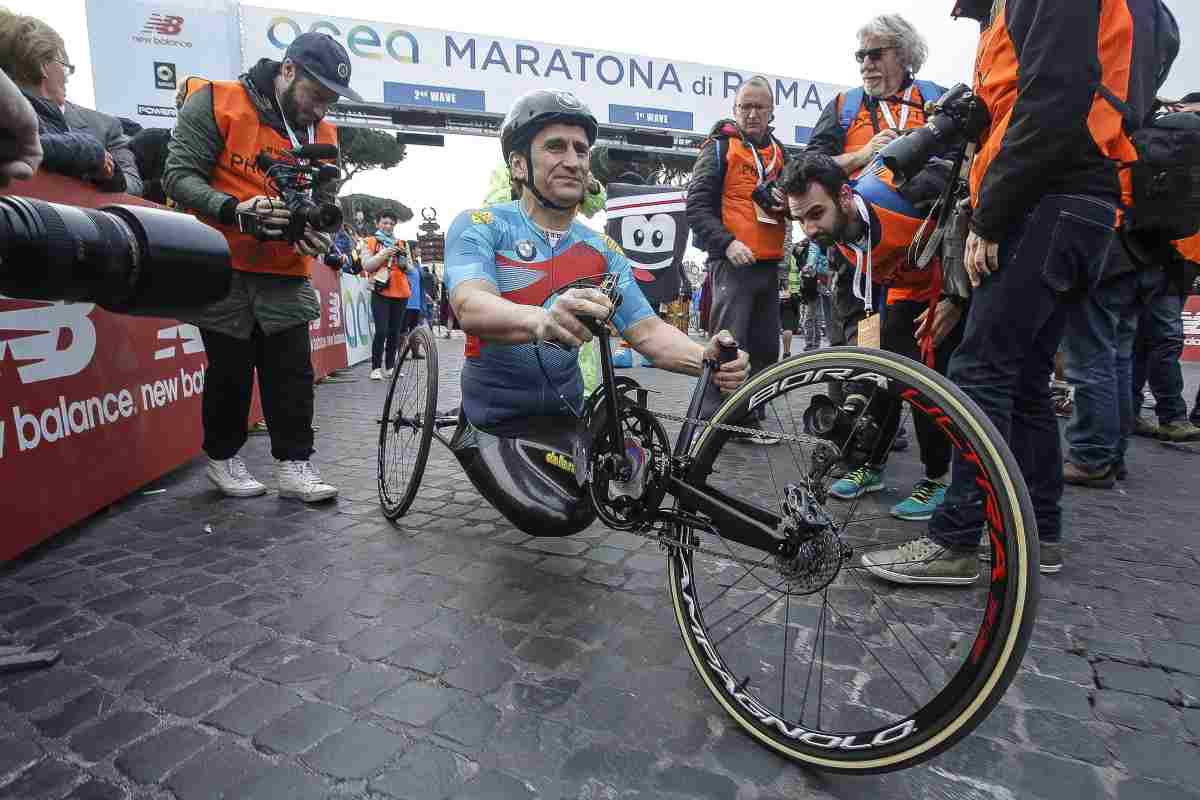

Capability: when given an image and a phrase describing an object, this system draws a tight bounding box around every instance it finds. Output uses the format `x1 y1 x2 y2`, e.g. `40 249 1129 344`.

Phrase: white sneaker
370 368 383 381
276 460 338 503
383 367 394 378
206 456 267 498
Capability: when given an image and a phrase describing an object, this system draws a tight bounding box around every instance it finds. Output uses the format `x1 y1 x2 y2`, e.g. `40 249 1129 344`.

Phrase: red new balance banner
1 174 344 561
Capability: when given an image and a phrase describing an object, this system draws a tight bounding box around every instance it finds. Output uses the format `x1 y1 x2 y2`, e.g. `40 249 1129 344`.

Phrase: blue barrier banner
384 82 486 111
609 104 693 131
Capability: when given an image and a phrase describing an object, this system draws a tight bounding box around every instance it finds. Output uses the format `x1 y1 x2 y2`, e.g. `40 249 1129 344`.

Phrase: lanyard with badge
276 91 315 151
876 84 916 132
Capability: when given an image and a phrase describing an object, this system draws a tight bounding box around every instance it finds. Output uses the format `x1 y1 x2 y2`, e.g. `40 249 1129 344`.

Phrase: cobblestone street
2 335 1199 800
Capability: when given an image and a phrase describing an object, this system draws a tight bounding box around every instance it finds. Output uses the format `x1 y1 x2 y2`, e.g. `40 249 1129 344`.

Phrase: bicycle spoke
844 567 942 689
825 602 922 711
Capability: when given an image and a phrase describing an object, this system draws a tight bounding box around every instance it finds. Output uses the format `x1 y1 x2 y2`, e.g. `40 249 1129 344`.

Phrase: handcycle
376 273 1038 774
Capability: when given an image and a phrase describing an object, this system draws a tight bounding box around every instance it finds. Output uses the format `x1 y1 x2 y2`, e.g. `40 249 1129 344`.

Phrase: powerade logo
266 17 418 64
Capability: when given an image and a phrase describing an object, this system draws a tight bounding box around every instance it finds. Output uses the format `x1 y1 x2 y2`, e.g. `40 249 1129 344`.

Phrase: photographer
784 153 966 524
860 0 1176 584
164 32 362 503
807 15 946 351
361 210 411 381
686 76 788 444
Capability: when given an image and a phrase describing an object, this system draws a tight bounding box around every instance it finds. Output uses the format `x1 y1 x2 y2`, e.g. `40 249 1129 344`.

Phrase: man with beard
783 152 967 523
164 33 361 503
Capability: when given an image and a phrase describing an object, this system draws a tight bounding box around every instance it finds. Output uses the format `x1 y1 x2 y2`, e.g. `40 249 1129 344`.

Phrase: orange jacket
1175 233 1200 264
205 80 338 278
363 236 412 300
969 0 1173 241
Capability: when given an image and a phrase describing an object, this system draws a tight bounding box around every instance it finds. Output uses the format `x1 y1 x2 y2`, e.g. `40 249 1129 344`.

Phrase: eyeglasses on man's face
736 103 771 116
854 46 898 64
52 57 75 76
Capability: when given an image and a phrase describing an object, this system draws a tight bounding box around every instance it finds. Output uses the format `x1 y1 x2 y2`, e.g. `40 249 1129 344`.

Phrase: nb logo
0 302 97 384
154 324 205 361
144 14 184 36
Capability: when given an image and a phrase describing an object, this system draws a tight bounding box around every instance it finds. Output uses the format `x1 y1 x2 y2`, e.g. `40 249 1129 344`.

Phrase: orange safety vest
720 136 786 262
835 202 938 305
838 81 941 184
204 79 338 278
363 236 412 300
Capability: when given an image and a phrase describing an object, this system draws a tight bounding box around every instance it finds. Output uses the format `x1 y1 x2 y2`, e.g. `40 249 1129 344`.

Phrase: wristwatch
940 293 969 309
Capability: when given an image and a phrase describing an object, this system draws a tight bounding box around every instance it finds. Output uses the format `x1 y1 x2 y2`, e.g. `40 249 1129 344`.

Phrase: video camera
246 143 343 244
879 83 991 185
803 392 883 468
0 196 231 316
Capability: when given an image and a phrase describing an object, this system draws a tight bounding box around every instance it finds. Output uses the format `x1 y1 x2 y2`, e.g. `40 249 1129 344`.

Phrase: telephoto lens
0 197 231 315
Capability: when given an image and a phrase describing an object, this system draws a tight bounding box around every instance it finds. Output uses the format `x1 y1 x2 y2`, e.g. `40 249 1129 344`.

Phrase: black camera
803 392 882 467
752 180 782 213
246 143 344 244
0 196 231 315
879 83 992 185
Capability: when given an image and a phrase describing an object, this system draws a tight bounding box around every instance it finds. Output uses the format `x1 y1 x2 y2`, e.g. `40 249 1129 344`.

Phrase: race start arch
87 1 846 157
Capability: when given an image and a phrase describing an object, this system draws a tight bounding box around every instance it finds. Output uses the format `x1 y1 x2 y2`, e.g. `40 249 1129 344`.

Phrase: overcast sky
9 0 1197 242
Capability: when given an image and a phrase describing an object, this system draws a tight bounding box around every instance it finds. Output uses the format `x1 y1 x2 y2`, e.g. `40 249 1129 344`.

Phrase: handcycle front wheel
378 324 438 520
666 347 1038 773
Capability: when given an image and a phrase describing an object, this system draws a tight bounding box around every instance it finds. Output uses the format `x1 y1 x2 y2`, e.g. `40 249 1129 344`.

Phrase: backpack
1100 0 1197 243
1105 104 1200 242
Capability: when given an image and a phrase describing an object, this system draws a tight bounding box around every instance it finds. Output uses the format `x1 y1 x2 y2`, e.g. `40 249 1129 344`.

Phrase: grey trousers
700 258 781 419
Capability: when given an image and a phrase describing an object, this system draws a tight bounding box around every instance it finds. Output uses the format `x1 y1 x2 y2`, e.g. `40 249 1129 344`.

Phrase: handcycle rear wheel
666 348 1038 773
378 324 438 520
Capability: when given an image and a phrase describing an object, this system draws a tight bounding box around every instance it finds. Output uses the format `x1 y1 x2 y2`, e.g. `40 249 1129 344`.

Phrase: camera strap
846 193 875 314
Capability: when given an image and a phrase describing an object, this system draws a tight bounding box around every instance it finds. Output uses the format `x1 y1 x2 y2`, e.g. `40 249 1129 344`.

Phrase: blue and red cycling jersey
444 200 656 428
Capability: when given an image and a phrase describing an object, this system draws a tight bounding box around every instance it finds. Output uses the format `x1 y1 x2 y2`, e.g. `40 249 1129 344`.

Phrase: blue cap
284 32 363 103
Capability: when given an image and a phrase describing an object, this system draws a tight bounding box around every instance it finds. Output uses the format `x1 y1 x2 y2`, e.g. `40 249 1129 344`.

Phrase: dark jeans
1131 276 1188 424
866 299 965 477
371 293 407 370
700 259 781 419
1062 256 1132 471
200 323 314 462
1064 261 1177 470
929 194 1117 549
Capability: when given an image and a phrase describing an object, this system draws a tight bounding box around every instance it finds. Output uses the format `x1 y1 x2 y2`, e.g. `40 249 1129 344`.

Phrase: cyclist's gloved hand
535 287 613 349
705 330 749 394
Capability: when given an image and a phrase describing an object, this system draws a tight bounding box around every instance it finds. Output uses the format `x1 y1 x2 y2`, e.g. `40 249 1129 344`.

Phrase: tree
339 194 414 225
337 127 407 182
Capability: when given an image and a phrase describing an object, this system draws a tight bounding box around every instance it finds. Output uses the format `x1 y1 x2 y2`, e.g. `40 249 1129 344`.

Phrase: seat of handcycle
448 409 597 538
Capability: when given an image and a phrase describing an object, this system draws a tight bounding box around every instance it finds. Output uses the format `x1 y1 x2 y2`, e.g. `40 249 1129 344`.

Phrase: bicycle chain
647 407 836 450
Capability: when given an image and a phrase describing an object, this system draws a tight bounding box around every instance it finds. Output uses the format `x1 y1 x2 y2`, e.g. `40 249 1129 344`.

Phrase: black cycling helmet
500 90 599 164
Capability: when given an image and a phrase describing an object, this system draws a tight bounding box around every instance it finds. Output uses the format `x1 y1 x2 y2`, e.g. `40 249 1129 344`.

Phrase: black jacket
23 90 124 192
128 127 172 204
685 120 785 261
969 0 1179 240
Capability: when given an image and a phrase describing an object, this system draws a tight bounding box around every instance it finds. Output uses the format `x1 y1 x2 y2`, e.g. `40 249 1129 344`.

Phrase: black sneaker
1040 542 1063 574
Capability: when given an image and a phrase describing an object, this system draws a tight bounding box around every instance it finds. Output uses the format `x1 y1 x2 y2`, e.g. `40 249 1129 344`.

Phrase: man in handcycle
444 90 749 436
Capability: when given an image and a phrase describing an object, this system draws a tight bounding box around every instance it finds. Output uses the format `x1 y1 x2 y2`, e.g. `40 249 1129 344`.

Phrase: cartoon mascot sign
605 184 688 307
